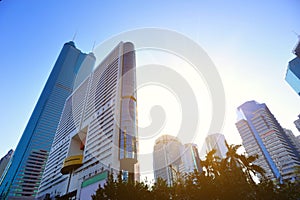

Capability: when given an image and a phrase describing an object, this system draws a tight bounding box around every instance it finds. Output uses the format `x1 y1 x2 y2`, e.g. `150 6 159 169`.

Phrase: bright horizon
0 1 299 179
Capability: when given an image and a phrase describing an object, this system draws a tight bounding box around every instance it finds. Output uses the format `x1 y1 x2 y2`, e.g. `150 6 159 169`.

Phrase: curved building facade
37 42 138 200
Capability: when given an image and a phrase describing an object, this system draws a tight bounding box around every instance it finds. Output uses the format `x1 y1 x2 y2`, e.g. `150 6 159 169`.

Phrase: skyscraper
283 129 300 155
153 135 201 185
236 100 300 182
285 37 300 96
37 42 138 200
205 133 228 159
297 135 300 145
153 135 183 186
181 143 201 173
294 114 300 132
0 41 95 199
0 150 13 179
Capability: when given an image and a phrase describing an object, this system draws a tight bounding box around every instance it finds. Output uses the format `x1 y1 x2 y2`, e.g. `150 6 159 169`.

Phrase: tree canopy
92 143 300 200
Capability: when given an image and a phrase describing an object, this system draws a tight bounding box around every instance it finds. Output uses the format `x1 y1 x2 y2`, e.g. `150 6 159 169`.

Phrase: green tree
92 142 300 200
92 173 151 200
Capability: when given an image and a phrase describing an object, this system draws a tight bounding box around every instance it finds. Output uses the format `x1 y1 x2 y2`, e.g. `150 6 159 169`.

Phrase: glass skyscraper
285 37 300 96
236 100 300 182
0 41 95 199
0 150 13 180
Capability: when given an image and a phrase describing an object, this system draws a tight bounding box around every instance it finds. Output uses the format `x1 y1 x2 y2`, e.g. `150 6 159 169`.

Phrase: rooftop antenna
92 41 96 52
72 30 77 41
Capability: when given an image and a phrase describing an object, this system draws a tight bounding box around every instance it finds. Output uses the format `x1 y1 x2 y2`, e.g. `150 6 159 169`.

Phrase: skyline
1 0 300 168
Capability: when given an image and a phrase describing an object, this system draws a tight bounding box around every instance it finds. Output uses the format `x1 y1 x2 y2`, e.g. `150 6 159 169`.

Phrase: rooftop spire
72 30 77 42
92 41 96 52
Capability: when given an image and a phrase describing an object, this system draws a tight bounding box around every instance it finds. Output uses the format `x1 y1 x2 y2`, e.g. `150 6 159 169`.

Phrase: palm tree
200 149 221 177
239 153 265 183
224 142 242 168
223 141 265 182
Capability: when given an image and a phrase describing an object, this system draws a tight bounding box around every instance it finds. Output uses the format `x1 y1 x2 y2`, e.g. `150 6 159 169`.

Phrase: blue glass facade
285 57 300 95
285 39 300 96
0 41 95 199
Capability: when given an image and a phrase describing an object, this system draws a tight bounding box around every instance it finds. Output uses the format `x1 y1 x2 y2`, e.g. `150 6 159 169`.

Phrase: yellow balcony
61 155 83 174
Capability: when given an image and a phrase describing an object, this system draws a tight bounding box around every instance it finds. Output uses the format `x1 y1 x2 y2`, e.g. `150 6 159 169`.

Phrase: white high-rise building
37 42 138 200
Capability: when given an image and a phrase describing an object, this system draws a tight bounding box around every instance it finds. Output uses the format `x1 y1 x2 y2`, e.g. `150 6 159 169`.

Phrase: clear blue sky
0 0 299 163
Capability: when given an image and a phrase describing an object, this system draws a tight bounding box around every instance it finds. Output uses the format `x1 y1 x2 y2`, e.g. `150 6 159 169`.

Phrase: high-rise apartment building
236 101 300 182
285 37 300 96
0 150 13 179
205 133 228 159
37 42 138 200
0 41 95 200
